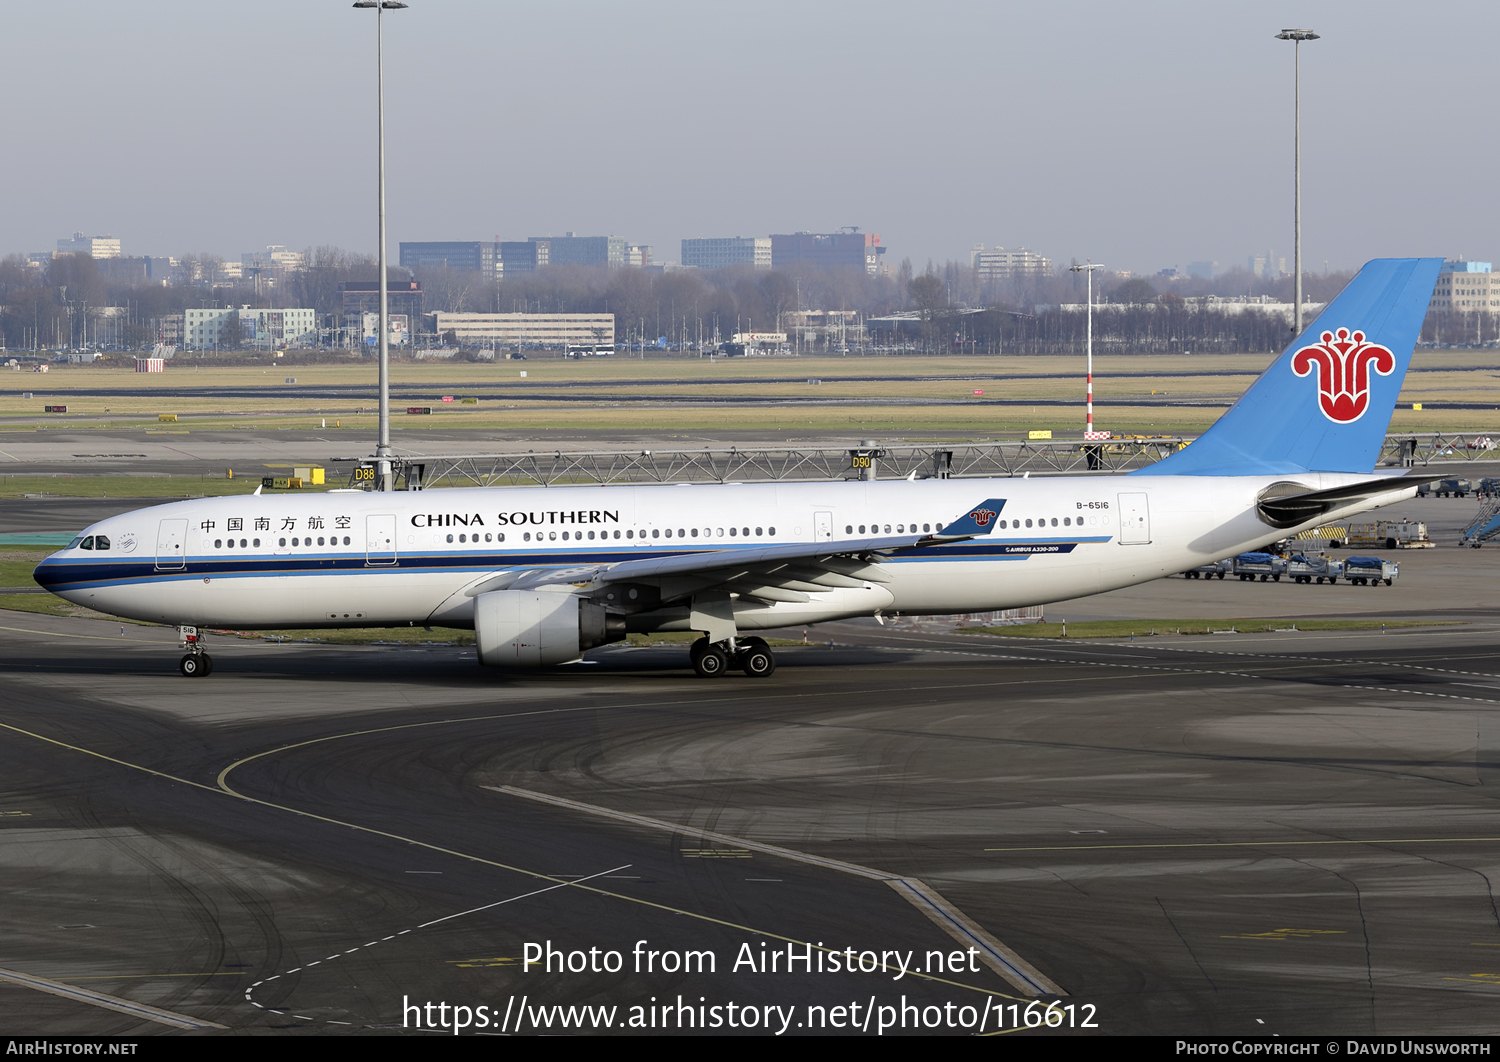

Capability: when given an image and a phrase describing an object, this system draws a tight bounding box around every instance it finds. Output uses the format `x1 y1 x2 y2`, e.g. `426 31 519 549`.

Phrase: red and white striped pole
1072 263 1109 441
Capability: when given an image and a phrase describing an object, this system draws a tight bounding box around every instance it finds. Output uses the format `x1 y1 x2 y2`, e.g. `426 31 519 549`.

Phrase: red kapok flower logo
969 508 997 527
1290 327 1396 424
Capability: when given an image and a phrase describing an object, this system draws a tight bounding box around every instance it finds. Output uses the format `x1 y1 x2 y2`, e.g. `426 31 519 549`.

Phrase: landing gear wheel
692 643 729 678
739 643 776 678
200 654 214 675
179 654 204 677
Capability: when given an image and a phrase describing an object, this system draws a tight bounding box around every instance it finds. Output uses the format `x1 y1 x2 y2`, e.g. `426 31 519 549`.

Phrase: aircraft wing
506 497 1008 606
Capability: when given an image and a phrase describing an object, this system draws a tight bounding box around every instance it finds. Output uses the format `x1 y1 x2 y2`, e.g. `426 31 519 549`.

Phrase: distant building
427 312 614 349
1186 260 1216 279
340 281 424 330
771 230 885 275
1433 260 1498 312
971 246 1051 281
56 232 121 259
360 312 409 348
241 246 306 284
624 245 651 268
184 307 316 350
499 240 548 275
529 235 628 269
1247 251 1286 279
682 237 772 271
399 241 501 281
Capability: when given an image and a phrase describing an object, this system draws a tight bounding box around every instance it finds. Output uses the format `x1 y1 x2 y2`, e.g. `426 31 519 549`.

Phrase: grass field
2 351 1495 437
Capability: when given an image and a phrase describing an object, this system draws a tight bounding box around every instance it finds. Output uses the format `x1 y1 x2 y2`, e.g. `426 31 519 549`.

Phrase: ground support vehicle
1347 519 1432 549
1436 479 1474 498
1461 500 1500 548
1343 556 1398 586
1183 559 1231 579
1287 554 1343 584
1232 552 1286 582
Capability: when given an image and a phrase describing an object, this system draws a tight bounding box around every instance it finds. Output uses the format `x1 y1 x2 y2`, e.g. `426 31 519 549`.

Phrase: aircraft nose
32 555 65 590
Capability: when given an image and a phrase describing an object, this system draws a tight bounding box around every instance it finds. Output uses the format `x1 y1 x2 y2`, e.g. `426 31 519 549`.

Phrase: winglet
940 498 1006 537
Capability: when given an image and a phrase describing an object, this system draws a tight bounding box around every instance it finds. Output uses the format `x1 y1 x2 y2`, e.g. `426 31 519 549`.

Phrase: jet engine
474 589 625 667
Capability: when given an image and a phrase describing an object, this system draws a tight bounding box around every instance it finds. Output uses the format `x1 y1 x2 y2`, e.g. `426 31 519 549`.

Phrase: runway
4 595 1500 1035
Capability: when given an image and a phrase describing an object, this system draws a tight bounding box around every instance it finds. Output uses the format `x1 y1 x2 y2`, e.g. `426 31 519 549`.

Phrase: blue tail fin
1135 257 1442 476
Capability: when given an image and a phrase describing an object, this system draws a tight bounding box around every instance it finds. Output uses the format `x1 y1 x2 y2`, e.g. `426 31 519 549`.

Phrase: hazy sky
6 1 1494 276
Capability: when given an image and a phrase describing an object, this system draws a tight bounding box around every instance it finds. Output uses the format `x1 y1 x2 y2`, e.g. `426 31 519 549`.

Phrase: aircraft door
366 514 397 566
1116 493 1151 544
155 518 188 570
815 511 833 541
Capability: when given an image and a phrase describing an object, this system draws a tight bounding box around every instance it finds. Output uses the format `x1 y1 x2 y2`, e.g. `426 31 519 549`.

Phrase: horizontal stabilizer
1256 474 1429 529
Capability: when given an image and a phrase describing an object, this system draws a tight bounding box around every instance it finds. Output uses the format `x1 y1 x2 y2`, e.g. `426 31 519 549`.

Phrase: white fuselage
35 473 1412 632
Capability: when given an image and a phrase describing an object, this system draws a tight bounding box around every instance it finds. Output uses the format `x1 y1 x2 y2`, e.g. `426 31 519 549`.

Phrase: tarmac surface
3 493 1500 1036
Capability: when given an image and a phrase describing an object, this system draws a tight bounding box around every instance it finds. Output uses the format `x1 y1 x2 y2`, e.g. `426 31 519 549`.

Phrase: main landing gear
177 625 213 678
690 636 776 678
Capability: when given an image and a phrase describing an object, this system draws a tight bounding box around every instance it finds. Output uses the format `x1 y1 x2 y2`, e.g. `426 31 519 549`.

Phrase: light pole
1276 28 1318 337
1069 263 1107 440
354 0 407 491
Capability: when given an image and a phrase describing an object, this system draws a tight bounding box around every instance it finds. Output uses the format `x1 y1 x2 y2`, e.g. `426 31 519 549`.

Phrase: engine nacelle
474 589 624 667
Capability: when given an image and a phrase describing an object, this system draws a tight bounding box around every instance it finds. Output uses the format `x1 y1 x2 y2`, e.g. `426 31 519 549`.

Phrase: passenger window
923 523 931 532
1051 518 1058 527
524 532 531 542
844 525 852 534
318 536 326 545
254 538 262 547
884 524 891 533
742 527 749 536
498 534 505 542
859 524 866 534
1025 519 1032 528
214 539 222 548
755 527 763 536
716 528 723 537
588 530 595 540
664 529 672 538
278 537 287 547
548 531 556 541
768 526 775 535
652 529 660 539
678 529 685 537
446 534 454 543
562 531 569 541
691 528 698 538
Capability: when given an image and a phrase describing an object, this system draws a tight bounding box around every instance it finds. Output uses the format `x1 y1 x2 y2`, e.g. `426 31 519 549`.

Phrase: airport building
184 307 317 350
56 232 121 259
427 312 615 349
971 246 1052 281
1432 260 1498 311
682 237 772 271
771 230 885 275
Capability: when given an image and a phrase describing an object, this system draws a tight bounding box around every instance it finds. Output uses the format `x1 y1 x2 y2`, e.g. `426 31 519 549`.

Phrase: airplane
33 257 1443 680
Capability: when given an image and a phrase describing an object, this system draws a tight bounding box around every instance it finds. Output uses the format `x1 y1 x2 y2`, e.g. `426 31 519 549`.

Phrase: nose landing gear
177 625 213 677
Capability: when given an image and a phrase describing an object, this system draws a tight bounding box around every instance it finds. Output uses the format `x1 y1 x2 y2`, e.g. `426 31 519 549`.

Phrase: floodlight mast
1069 263 1106 440
353 0 408 490
1276 28 1318 337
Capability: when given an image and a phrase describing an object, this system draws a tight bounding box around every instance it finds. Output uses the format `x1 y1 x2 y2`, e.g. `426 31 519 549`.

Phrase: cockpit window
93 535 109 551
67 537 84 549
79 536 95 550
